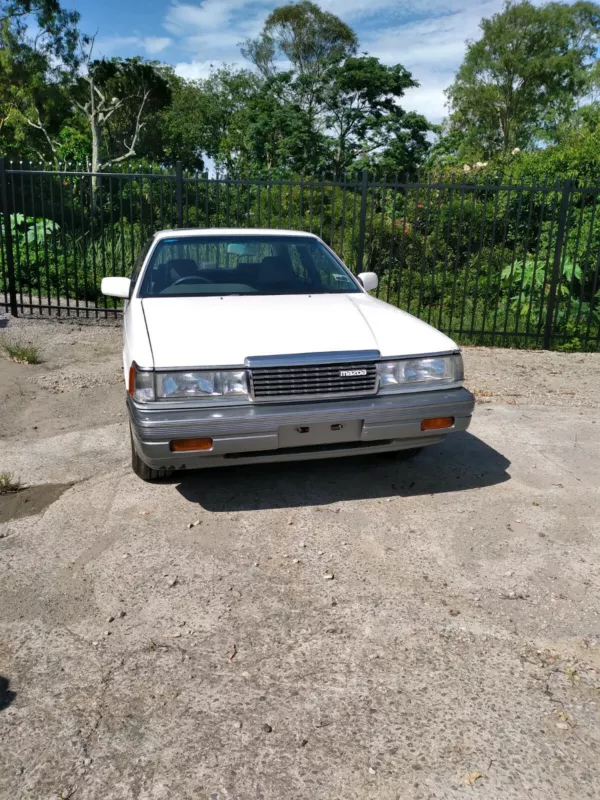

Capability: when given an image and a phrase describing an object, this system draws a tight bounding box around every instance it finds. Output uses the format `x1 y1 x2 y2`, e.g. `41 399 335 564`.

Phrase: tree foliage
322 56 421 172
242 0 357 82
0 0 80 159
0 0 432 176
6 0 600 180
446 0 600 159
72 52 172 171
239 1 431 176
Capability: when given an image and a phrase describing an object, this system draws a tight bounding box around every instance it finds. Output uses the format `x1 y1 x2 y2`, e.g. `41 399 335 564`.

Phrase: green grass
0 472 21 494
2 339 42 365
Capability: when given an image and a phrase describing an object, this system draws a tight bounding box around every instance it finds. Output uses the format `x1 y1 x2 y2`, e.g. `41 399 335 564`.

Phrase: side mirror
357 272 378 292
101 276 131 299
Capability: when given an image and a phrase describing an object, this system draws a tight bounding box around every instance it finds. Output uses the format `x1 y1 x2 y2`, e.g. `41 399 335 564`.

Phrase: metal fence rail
1 157 599 351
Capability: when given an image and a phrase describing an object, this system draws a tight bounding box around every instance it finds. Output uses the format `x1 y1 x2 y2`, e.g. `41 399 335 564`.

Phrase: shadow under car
174 431 510 512
0 676 16 711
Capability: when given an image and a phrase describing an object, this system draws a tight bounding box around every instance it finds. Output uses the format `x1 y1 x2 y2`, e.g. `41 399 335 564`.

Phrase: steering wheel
172 275 212 285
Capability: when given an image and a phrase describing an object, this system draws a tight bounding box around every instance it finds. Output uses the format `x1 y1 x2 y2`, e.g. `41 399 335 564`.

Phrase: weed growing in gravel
1 339 41 364
0 472 21 494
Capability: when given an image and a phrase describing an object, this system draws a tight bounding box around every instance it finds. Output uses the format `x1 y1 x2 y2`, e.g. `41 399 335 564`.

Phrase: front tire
130 429 171 481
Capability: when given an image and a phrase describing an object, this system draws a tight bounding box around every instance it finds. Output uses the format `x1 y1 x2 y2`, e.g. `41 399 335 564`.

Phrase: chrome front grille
250 361 378 400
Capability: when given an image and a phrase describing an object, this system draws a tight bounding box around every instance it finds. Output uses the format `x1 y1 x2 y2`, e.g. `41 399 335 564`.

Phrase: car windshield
138 235 361 297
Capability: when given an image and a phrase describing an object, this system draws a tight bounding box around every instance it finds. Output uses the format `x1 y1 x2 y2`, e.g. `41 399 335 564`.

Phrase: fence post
356 169 369 273
175 160 183 229
543 179 572 350
0 157 18 317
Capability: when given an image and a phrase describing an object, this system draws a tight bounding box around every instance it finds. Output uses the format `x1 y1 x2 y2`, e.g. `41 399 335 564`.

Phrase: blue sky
70 0 508 122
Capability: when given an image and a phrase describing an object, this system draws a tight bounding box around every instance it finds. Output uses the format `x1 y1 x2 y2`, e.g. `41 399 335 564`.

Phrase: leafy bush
500 257 600 348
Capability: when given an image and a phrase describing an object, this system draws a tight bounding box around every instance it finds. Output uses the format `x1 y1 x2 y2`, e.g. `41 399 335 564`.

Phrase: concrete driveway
1 316 599 800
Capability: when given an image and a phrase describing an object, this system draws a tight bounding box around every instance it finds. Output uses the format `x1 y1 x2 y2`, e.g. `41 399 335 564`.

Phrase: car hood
141 293 457 368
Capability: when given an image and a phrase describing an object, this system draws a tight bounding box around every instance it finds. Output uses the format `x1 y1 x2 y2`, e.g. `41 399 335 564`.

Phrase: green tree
175 66 261 174
446 0 600 159
0 0 81 160
157 70 208 170
242 1 430 176
322 56 430 173
242 1 357 84
162 64 329 176
242 0 357 131
374 112 435 176
243 73 331 174
0 0 80 65
72 47 172 173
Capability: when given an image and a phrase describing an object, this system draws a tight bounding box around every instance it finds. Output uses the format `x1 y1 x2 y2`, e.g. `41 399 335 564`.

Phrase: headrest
259 256 294 283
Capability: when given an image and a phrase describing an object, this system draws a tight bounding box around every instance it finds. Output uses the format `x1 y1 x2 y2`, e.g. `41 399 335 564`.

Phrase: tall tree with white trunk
73 42 171 174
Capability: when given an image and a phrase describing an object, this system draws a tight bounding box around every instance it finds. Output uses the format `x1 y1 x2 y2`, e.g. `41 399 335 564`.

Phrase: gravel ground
0 313 599 800
465 347 600 408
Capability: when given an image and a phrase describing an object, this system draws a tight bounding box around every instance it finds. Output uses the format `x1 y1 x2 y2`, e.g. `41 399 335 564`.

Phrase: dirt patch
0 483 72 524
463 346 600 408
1 313 600 799
0 314 123 441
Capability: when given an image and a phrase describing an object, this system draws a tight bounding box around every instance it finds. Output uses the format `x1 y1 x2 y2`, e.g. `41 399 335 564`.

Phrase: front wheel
130 429 171 481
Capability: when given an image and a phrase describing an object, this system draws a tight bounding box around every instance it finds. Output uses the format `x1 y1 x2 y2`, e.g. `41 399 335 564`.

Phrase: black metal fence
1 157 599 351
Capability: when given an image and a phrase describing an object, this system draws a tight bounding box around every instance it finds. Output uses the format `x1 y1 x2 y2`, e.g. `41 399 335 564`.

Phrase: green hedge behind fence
1 164 599 351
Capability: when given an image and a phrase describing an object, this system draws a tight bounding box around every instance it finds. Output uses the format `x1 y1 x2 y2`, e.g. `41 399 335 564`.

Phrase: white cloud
320 0 456 19
362 0 502 122
173 60 214 81
95 35 138 55
164 0 270 76
95 34 173 58
164 0 253 34
143 37 172 56
164 0 268 47
173 59 246 80
402 79 451 123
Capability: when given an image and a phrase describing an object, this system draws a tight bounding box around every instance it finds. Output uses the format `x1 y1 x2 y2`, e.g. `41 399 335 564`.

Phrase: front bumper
128 387 475 471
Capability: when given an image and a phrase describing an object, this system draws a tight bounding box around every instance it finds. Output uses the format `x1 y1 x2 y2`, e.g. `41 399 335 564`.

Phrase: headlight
377 354 463 390
156 370 249 401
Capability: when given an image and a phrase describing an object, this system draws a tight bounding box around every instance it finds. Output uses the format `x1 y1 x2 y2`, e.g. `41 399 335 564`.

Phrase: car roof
153 228 320 240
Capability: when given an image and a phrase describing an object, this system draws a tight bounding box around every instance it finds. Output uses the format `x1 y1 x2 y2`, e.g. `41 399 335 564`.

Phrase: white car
101 229 474 481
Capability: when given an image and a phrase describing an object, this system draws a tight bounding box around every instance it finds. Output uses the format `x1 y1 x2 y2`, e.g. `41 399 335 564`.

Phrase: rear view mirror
101 276 131 299
227 242 260 256
357 272 378 292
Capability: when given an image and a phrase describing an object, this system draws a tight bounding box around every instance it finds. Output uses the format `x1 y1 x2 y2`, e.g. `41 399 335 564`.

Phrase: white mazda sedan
101 229 474 481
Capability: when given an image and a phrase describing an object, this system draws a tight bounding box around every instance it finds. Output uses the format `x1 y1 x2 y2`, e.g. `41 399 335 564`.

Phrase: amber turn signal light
128 364 136 396
421 416 454 431
170 438 213 452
